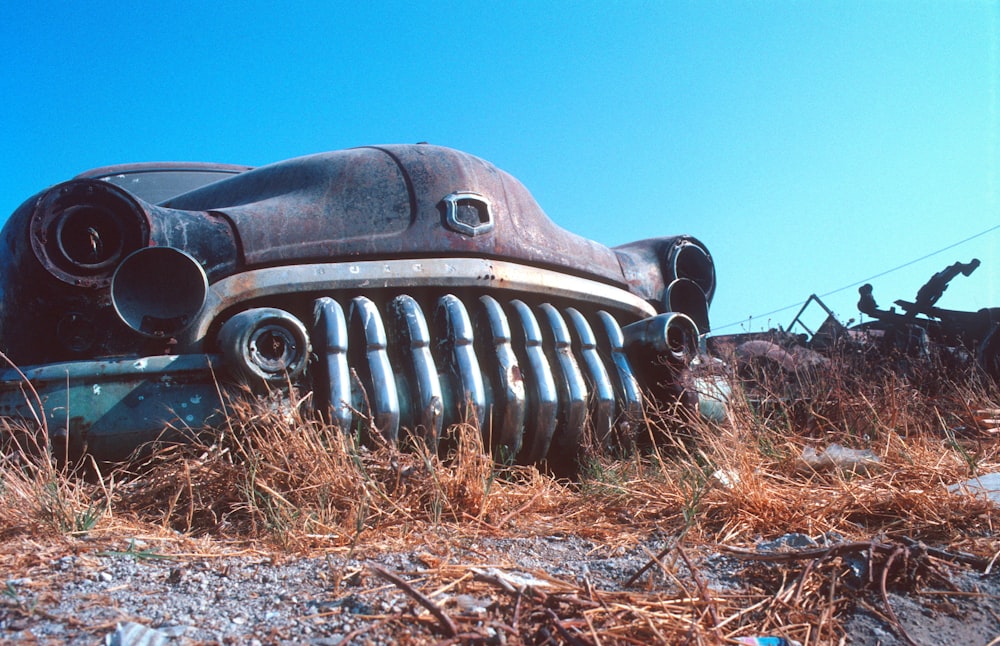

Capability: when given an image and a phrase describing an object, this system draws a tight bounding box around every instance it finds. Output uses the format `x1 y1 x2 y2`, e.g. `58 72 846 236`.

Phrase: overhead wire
713 221 1000 332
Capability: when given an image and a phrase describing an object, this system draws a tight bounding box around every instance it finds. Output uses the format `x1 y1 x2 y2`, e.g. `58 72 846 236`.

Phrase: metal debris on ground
104 622 177 646
708 258 1000 389
799 443 881 475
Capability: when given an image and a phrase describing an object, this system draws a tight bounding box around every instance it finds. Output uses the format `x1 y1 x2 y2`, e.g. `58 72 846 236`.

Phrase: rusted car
0 144 715 466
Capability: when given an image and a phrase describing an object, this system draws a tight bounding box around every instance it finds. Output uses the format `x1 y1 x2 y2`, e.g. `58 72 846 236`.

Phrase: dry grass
0 418 115 538
1 353 998 643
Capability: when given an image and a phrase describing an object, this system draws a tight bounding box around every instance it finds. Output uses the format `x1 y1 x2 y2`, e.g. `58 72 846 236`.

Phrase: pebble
53 556 75 571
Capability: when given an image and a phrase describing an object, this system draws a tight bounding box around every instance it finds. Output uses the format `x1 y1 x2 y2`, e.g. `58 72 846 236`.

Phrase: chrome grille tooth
388 295 443 448
475 295 526 459
348 296 399 441
565 307 615 447
433 294 486 429
312 297 354 432
508 300 558 464
596 310 644 426
538 304 588 467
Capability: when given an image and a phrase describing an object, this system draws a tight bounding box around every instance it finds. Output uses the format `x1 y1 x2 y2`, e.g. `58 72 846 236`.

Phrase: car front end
0 144 715 467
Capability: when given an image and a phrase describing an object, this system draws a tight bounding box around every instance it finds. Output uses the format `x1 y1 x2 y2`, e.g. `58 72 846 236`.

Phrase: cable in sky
713 221 1000 332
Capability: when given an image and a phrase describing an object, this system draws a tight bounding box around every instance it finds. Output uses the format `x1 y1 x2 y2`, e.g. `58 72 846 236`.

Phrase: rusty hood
164 144 627 285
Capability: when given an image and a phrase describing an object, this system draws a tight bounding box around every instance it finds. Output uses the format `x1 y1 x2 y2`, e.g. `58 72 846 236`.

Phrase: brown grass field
1 352 998 644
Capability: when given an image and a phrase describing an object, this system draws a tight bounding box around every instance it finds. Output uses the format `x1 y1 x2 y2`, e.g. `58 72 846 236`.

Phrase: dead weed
1 355 998 643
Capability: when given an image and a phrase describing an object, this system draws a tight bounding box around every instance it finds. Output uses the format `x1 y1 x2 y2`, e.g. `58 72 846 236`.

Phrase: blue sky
3 2 997 334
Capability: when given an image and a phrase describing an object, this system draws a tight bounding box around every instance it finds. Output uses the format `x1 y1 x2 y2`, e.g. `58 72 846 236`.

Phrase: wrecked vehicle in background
853 259 1000 379
708 259 1000 386
0 144 716 467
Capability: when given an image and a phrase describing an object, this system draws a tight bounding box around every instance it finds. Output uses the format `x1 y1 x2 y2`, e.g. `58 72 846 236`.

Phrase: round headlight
111 247 208 337
30 180 150 286
665 278 709 333
665 241 715 304
217 308 310 385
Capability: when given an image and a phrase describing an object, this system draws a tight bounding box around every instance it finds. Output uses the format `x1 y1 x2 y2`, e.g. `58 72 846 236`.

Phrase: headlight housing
30 179 150 287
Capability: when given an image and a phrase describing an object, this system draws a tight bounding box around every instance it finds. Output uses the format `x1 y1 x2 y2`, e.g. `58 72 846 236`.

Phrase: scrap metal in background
708 259 1000 383
0 144 716 468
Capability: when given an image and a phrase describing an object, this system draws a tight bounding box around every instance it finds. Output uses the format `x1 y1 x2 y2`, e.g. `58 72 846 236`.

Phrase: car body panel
0 144 716 465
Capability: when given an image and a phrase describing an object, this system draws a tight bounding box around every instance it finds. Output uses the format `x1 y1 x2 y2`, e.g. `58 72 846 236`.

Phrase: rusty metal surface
708 258 1000 383
0 144 717 465
164 145 632 287
614 236 715 330
853 261 1000 380
856 259 1000 357
0 355 225 462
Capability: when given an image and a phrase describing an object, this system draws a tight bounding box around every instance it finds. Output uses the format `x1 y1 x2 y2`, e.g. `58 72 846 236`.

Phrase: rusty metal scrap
709 258 1000 385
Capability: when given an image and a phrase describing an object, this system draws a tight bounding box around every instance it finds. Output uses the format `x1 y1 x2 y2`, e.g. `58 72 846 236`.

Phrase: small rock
338 594 373 615
311 638 344 646
53 556 75 571
158 625 190 638
947 472 1000 506
453 594 490 615
712 468 740 489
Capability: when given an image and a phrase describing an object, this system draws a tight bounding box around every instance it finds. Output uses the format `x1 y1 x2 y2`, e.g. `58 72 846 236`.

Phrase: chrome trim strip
434 295 486 429
0 354 224 384
181 258 655 349
539 304 588 463
509 300 557 463
597 310 644 424
313 297 354 431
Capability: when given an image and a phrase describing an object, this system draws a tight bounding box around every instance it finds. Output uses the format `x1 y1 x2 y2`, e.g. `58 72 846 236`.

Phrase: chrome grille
307 293 644 466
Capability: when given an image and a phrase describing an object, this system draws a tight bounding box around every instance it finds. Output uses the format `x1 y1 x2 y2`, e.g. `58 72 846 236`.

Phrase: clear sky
2 2 997 335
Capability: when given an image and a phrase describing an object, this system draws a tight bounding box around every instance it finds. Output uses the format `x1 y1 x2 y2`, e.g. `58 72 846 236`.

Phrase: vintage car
0 144 715 466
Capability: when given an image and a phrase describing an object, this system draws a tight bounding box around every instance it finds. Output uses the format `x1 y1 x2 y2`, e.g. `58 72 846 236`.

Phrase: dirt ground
2 527 997 645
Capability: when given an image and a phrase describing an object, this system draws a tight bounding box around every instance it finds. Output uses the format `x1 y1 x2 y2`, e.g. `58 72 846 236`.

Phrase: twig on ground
545 608 592 646
677 544 722 641
368 564 458 638
878 546 918 646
